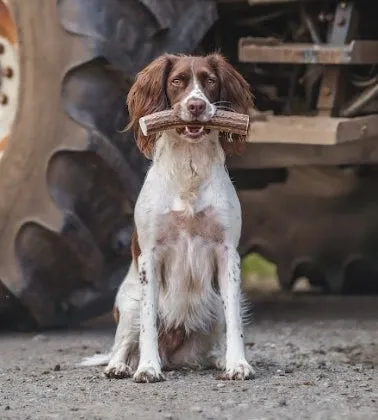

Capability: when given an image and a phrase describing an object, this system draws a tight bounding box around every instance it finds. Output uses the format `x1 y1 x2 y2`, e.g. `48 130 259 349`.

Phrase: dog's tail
78 352 111 367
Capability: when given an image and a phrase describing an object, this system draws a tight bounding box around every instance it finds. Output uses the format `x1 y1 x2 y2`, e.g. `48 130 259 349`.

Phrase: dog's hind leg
205 324 226 371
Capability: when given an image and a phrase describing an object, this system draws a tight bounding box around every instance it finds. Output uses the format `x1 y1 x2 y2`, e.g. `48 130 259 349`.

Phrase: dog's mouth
176 126 211 140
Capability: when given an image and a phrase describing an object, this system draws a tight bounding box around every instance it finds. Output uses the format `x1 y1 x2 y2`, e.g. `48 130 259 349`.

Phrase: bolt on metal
322 87 332 97
3 67 13 78
0 93 8 105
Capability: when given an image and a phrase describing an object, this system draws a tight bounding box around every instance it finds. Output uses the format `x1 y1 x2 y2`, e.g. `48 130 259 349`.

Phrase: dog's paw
104 361 132 379
220 360 255 380
133 365 165 383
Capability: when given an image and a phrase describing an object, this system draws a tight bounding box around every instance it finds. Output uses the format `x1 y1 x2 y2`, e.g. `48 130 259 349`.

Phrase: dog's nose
187 99 206 117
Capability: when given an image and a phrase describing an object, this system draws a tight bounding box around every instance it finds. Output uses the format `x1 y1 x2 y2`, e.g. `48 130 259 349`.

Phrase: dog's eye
171 78 182 87
207 77 217 86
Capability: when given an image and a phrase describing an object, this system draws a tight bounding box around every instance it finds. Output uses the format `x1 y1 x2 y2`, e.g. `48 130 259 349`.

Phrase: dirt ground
1 293 377 420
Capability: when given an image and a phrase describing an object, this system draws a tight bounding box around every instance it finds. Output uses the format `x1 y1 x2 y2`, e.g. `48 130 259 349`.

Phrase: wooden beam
247 115 378 145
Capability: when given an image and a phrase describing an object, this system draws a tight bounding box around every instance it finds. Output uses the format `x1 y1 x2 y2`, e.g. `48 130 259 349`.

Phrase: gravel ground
0 294 377 420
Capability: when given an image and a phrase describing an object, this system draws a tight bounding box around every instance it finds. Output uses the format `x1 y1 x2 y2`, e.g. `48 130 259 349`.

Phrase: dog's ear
127 54 177 158
207 53 254 155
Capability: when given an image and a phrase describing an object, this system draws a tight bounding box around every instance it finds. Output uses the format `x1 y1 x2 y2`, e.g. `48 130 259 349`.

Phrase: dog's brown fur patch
131 230 141 268
112 305 120 325
157 206 224 245
159 326 186 361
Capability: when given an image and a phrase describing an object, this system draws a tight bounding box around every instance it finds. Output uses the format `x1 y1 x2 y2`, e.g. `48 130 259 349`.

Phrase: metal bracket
317 1 359 116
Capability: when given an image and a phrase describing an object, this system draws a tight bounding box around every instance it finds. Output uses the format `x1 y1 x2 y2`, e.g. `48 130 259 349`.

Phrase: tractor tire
0 0 217 329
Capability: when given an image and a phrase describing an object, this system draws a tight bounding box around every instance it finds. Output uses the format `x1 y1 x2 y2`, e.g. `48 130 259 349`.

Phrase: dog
80 53 255 383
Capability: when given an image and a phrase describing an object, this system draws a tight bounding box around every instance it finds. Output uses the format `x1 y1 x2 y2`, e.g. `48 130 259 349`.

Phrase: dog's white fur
80 58 255 382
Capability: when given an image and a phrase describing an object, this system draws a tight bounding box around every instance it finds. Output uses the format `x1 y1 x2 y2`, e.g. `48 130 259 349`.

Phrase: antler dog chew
139 109 250 137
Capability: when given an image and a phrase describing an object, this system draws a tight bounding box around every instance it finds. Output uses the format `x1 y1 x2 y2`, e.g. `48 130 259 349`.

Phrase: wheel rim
0 0 19 160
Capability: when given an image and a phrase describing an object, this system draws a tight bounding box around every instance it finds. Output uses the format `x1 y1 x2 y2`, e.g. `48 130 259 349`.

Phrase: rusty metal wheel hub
0 0 19 160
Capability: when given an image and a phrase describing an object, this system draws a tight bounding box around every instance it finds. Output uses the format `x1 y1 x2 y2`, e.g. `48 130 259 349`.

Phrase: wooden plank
247 115 378 145
239 38 378 65
338 115 378 142
248 116 341 145
228 138 378 169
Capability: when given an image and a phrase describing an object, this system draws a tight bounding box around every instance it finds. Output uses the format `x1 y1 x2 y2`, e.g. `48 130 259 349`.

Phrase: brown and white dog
80 53 255 382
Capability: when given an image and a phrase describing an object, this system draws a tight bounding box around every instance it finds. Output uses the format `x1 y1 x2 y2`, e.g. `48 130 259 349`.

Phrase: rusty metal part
0 0 19 157
328 2 358 46
247 114 378 145
238 39 378 65
301 6 322 45
317 68 342 115
340 82 378 118
0 134 7 151
0 1 17 44
237 165 378 293
317 2 358 116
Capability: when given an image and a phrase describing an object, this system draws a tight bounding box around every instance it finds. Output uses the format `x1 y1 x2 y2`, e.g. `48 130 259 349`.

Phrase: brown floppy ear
207 53 254 155
127 54 177 158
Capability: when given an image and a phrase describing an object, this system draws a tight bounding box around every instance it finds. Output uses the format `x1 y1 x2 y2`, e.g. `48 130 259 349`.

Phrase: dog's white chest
156 205 224 245
156 206 223 332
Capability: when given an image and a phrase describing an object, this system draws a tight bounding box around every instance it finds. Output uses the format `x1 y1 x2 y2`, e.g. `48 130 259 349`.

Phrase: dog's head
127 53 253 158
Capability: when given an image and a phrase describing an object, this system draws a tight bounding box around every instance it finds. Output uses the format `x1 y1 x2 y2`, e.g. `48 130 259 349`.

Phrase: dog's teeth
185 126 204 135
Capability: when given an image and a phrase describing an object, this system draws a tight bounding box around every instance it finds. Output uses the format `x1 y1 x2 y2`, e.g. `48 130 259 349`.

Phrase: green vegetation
241 253 276 278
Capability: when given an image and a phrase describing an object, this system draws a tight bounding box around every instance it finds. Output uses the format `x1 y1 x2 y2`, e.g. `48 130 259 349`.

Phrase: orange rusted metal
0 0 18 152
0 135 7 150
0 1 17 45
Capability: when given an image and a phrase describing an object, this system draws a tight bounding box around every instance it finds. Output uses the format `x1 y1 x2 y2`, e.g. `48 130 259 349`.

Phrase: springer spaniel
81 53 255 382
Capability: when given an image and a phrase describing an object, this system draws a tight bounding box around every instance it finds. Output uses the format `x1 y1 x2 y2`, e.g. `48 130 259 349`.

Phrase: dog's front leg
218 246 255 380
133 251 165 383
